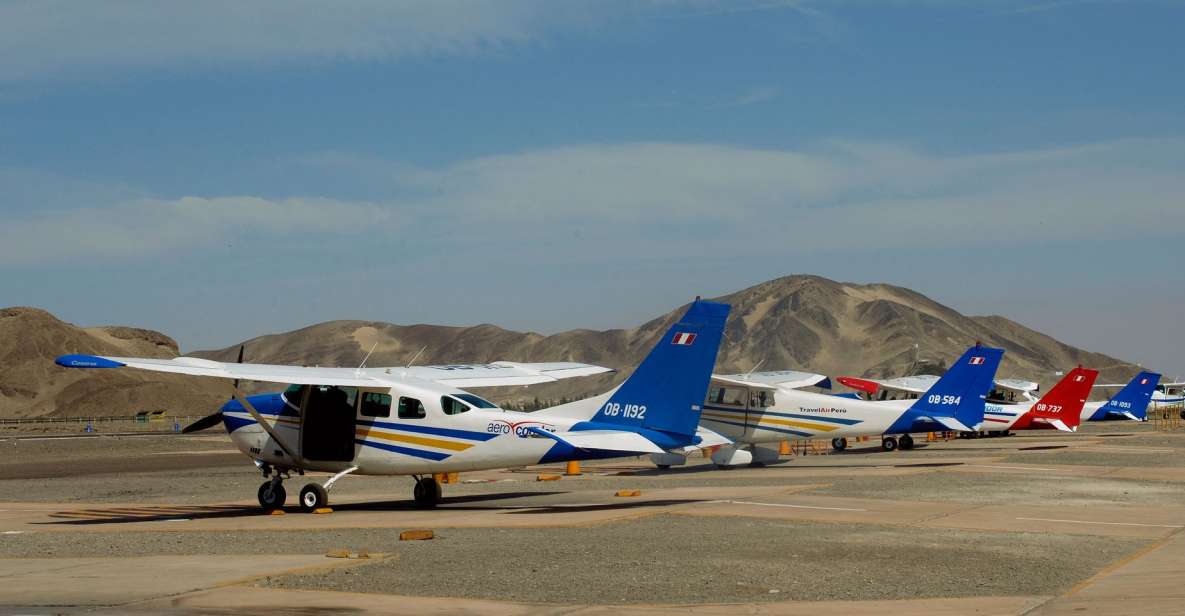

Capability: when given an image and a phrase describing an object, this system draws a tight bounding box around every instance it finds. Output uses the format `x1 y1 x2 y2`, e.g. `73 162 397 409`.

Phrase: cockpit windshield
453 393 498 409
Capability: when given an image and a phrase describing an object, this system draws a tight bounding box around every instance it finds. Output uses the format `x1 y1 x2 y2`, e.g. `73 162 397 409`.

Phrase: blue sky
2 1 1183 376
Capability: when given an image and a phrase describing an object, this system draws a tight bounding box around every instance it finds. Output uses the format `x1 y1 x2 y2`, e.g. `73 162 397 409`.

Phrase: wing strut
233 388 301 465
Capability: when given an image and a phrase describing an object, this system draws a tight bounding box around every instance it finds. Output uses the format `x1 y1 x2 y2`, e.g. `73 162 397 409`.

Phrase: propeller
181 412 224 434
181 344 246 434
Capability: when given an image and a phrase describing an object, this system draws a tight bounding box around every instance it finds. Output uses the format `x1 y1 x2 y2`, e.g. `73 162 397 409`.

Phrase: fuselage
699 384 941 446
222 383 625 476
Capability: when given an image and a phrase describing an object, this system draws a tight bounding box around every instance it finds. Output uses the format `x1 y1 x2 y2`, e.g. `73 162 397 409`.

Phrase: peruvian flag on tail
671 332 697 346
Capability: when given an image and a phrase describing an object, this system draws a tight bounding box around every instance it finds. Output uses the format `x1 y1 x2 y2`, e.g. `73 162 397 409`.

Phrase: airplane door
301 385 358 462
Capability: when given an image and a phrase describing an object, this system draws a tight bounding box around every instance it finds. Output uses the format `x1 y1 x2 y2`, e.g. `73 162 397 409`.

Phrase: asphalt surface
0 421 1181 611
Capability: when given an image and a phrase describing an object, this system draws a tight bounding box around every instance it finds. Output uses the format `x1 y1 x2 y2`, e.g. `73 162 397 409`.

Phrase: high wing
839 375 1038 395
713 370 830 390
55 354 613 388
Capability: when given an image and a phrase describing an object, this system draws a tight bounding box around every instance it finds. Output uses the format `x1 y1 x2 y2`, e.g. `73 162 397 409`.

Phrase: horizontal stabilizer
1034 417 1076 433
673 426 733 454
925 416 975 433
526 428 665 454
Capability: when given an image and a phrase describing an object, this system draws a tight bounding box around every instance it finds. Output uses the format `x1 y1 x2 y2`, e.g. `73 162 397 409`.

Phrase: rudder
590 300 730 438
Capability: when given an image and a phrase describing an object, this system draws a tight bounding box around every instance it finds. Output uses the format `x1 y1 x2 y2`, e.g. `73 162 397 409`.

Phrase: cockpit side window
453 393 498 409
360 392 392 418
282 384 306 409
398 396 426 419
440 396 471 415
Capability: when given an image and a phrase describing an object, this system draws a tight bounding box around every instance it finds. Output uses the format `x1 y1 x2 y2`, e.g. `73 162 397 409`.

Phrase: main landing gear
255 463 358 513
880 435 915 452
413 476 442 508
831 438 848 452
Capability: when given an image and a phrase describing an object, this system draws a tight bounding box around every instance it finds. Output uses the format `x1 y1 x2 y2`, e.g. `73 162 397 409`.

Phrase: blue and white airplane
1084 371 1162 422
55 300 731 511
649 345 1005 468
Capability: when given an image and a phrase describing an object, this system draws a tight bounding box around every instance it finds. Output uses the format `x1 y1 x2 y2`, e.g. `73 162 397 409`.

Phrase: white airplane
1150 380 1185 418
866 367 1149 427
1083 371 1161 422
56 300 731 511
863 366 1101 433
649 345 1005 468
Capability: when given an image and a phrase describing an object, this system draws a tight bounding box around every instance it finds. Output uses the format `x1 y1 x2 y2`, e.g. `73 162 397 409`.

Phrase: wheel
899 434 915 450
257 480 286 510
656 464 671 470
831 437 848 452
413 477 442 508
881 437 898 452
299 483 328 513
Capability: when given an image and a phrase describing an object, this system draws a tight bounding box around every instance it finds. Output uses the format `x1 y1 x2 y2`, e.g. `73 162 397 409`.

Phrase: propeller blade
233 344 245 389
182 412 223 434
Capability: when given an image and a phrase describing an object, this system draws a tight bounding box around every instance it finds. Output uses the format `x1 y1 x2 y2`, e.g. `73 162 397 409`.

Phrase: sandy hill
0 307 227 418
2 276 1141 417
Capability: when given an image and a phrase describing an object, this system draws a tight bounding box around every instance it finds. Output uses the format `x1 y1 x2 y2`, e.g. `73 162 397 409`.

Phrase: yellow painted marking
355 428 472 452
699 411 837 433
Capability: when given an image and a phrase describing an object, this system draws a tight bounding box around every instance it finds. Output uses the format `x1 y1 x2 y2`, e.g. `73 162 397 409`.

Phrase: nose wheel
413 476 442 508
257 478 286 510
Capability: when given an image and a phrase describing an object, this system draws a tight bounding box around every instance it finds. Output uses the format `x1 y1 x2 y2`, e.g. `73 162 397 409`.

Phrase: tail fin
1031 366 1098 431
1094 371 1160 421
589 299 730 438
907 345 1005 431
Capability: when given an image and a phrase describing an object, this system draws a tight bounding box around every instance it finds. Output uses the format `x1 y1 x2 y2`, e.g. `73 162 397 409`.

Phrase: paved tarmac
0 424 1181 614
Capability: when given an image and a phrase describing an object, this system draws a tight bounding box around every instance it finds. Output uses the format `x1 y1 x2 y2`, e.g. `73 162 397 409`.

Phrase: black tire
257 481 286 510
899 434 915 450
299 483 328 513
831 438 848 452
413 478 442 508
656 464 671 470
881 437 898 452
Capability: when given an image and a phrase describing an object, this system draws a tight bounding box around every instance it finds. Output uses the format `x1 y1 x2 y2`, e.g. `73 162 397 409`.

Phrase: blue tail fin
1093 371 1160 421
895 345 1005 432
589 300 731 438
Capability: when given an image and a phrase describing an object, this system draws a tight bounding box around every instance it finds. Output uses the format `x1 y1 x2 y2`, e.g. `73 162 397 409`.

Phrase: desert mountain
0 307 227 418
3 276 1141 418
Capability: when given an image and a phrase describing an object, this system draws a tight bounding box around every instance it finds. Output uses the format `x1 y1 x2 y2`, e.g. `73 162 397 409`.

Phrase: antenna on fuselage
743 358 766 381
356 341 379 374
406 345 427 368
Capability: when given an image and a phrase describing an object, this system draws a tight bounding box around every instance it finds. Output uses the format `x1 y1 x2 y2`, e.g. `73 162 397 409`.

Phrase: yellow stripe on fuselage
700 411 838 433
355 428 473 452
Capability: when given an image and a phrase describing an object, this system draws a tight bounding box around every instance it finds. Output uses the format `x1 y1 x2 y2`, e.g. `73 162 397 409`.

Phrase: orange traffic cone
565 460 582 476
778 440 791 456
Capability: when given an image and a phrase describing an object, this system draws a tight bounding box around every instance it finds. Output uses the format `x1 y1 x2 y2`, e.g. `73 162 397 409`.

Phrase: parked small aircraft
647 345 1004 468
56 300 730 510
977 366 1099 433
1083 371 1161 422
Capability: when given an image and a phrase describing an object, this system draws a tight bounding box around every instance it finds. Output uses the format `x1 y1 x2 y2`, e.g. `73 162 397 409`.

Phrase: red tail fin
1031 366 1098 430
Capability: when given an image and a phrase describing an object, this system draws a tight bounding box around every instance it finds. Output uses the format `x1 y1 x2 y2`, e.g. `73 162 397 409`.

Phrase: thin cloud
5 138 1179 266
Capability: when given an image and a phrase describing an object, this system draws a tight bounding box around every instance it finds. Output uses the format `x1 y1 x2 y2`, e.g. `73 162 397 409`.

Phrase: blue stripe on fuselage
355 419 497 442
700 416 814 438
355 438 451 461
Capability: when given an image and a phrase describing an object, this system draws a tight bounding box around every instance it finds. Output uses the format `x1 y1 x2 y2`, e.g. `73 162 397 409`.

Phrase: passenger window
440 396 471 415
706 387 725 405
360 392 392 418
398 397 426 419
752 391 775 408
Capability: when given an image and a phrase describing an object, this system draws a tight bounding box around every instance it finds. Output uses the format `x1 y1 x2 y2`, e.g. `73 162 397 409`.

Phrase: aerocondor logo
486 419 557 438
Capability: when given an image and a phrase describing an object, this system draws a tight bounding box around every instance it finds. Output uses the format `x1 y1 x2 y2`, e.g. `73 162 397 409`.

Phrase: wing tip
55 354 126 369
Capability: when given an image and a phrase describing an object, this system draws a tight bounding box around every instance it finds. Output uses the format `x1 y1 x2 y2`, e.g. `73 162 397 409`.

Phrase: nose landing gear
257 473 287 510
